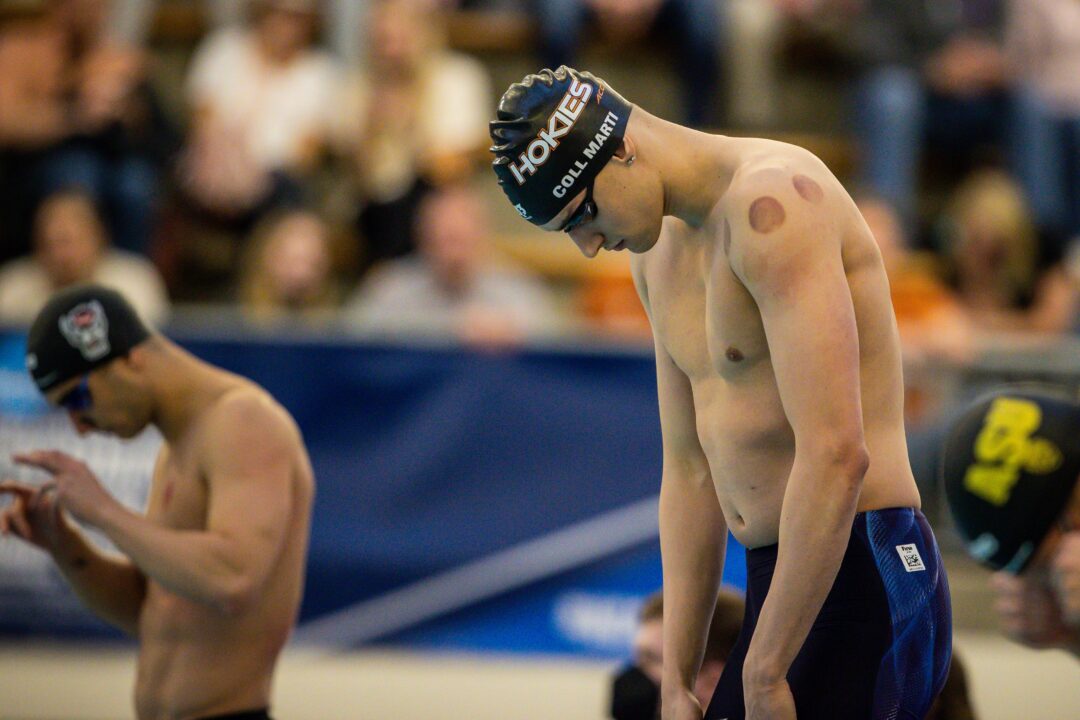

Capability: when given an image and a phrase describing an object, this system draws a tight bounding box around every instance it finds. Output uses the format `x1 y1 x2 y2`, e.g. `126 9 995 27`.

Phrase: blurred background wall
0 0 1079 717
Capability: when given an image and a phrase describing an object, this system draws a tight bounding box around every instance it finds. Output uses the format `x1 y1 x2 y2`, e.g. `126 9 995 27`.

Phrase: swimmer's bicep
727 193 863 442
202 407 295 574
757 260 863 443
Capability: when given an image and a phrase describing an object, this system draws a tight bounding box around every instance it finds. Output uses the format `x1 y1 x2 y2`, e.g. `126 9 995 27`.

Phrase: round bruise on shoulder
792 174 824 203
748 196 785 234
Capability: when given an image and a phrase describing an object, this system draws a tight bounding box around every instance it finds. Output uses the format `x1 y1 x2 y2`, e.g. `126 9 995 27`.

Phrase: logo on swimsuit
895 543 926 572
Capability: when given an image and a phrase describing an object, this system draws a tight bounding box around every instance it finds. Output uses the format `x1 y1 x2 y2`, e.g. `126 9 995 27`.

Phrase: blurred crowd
0 0 1078 356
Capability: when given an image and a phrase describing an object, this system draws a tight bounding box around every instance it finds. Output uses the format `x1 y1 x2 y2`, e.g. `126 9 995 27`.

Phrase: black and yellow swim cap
490 66 633 226
940 386 1080 573
26 284 151 393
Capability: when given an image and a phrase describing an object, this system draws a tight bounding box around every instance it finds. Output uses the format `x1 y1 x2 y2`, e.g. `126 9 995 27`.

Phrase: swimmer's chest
642 229 770 381
145 445 209 530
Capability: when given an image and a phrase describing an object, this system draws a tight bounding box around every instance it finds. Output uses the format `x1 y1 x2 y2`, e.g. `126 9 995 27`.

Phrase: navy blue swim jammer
195 710 272 720
705 507 952 720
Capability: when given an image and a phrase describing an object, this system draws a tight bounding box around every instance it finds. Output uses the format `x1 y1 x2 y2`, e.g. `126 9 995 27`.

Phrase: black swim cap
940 386 1080 573
26 284 152 393
490 66 633 226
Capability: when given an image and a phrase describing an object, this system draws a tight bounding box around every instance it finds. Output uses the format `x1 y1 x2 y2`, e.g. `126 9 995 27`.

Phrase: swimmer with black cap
492 67 952 720
941 386 1080 658
0 284 314 720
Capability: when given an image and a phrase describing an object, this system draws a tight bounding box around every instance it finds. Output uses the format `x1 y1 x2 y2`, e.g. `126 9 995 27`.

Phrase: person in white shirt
334 0 493 273
177 0 341 222
0 190 169 327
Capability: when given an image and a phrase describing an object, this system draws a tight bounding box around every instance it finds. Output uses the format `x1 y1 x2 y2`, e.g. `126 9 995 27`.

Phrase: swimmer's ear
611 134 636 166
122 345 149 372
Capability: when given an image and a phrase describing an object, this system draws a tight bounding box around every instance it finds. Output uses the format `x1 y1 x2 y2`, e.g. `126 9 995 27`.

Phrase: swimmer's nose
69 412 95 436
571 230 604 258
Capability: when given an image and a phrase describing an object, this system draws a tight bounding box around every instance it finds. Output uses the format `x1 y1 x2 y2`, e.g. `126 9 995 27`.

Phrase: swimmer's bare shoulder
716 143 845 264
197 384 307 468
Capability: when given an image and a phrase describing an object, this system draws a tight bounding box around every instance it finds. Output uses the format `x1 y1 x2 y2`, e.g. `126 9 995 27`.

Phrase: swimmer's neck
145 341 247 444
635 111 736 229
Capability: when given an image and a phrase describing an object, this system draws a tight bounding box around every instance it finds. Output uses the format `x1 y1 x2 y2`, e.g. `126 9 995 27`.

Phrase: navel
749 196 785 233
792 174 824 203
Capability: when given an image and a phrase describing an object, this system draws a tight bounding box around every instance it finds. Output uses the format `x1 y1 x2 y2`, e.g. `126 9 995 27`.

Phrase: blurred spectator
0 0 175 258
109 0 376 65
843 0 1009 227
0 190 169 326
238 208 344 323
924 653 979 720
610 588 744 720
345 183 560 347
178 0 340 229
1005 0 1080 250
726 0 782 129
938 169 1077 334
535 0 724 127
334 0 492 275
858 194 974 365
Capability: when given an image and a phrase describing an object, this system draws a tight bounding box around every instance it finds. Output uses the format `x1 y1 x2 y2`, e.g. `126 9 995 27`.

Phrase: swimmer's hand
660 686 703 720
744 674 796 720
13 451 118 528
1051 532 1080 627
0 478 65 551
992 571 1075 650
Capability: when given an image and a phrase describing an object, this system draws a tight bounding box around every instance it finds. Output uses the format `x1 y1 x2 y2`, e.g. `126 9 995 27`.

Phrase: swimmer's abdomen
134 583 292 718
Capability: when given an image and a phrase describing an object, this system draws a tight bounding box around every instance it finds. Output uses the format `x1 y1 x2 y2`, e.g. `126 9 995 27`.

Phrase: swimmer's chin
92 423 147 440
627 232 661 254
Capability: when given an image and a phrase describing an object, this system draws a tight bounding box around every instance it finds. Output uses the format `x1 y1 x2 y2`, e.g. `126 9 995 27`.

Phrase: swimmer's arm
50 514 146 636
727 180 869 687
96 397 298 615
653 336 728 705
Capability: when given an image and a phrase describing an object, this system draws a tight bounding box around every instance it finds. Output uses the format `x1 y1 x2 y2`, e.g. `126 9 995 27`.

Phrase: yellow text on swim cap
964 397 1063 506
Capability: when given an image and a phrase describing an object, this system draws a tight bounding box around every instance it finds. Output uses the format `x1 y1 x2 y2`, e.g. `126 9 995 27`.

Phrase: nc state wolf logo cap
26 284 151 393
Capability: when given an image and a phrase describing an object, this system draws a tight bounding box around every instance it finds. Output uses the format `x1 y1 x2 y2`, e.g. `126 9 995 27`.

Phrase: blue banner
0 331 745 657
